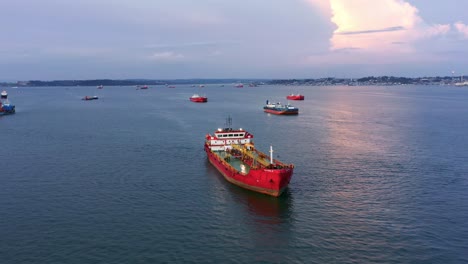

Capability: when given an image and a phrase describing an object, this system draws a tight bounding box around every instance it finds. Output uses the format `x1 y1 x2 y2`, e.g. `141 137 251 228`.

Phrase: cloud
328 0 422 52
149 51 184 61
304 0 467 58
454 22 468 38
336 26 405 35
144 41 240 49
425 24 451 37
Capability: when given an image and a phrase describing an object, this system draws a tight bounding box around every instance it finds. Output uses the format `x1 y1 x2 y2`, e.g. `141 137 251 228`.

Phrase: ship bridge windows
215 133 246 138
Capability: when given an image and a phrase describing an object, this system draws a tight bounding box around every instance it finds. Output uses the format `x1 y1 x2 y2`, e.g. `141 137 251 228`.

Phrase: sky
1 0 467 80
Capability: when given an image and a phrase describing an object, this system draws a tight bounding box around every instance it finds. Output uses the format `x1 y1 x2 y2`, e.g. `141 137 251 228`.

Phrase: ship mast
224 115 232 130
269 146 274 164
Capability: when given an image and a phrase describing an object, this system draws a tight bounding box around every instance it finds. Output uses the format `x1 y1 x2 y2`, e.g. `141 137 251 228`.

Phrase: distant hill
0 76 463 87
6 79 269 87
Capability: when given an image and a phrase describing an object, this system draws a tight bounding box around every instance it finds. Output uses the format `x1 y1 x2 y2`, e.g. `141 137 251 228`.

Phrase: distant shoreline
1 76 466 87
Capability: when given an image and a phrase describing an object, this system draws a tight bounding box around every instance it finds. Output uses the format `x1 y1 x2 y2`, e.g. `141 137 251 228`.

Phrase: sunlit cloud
454 22 468 38
336 26 405 35
328 0 422 52
425 24 451 37
305 1 460 45
303 0 467 64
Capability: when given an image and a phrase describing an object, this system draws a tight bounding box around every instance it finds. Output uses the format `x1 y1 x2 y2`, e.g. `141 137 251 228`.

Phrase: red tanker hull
190 97 207 103
286 95 304 100
263 108 298 115
204 144 293 197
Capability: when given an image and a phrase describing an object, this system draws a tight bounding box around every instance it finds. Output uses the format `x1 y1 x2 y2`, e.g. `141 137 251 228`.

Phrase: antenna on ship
225 115 232 130
269 145 274 164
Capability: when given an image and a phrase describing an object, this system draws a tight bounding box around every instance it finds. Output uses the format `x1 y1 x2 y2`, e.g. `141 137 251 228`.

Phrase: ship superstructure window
229 134 233 137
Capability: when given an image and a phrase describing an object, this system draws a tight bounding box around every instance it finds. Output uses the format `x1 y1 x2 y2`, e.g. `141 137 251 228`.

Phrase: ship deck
213 151 251 174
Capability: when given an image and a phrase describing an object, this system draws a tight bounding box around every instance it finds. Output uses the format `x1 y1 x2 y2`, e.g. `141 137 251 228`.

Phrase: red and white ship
286 94 304 100
204 117 294 197
190 94 207 103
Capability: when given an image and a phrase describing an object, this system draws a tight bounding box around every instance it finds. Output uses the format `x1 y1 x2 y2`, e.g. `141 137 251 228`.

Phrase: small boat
82 95 99 100
97 85 103 89
286 94 304 100
0 91 15 115
139 85 148 89
454 81 468 87
190 94 207 103
263 100 298 115
204 117 294 197
1 90 7 99
168 85 176 88
454 76 468 86
234 83 244 88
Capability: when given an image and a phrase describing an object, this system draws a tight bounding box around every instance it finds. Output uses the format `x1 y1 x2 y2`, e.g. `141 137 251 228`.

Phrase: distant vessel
264 100 299 115
139 85 149 89
0 90 16 115
454 76 468 86
97 85 103 89
234 83 244 88
190 84 207 102
82 95 99 100
286 94 304 100
455 82 468 86
204 117 294 197
190 94 208 103
168 85 176 88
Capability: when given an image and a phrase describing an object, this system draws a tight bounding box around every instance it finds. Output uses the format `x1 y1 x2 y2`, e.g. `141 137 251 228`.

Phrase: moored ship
286 94 304 100
263 100 299 115
0 90 15 115
204 117 294 197
190 94 207 103
82 95 99 100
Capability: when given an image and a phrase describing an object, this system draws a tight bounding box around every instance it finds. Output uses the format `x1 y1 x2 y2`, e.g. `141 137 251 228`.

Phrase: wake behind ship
204 118 294 197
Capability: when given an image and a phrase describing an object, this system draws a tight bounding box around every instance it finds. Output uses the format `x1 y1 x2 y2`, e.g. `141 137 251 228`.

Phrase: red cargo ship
190 94 208 103
286 94 304 100
204 117 294 197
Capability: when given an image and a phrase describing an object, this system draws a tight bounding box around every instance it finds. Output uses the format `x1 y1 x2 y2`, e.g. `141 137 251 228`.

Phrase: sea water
1 84 467 263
